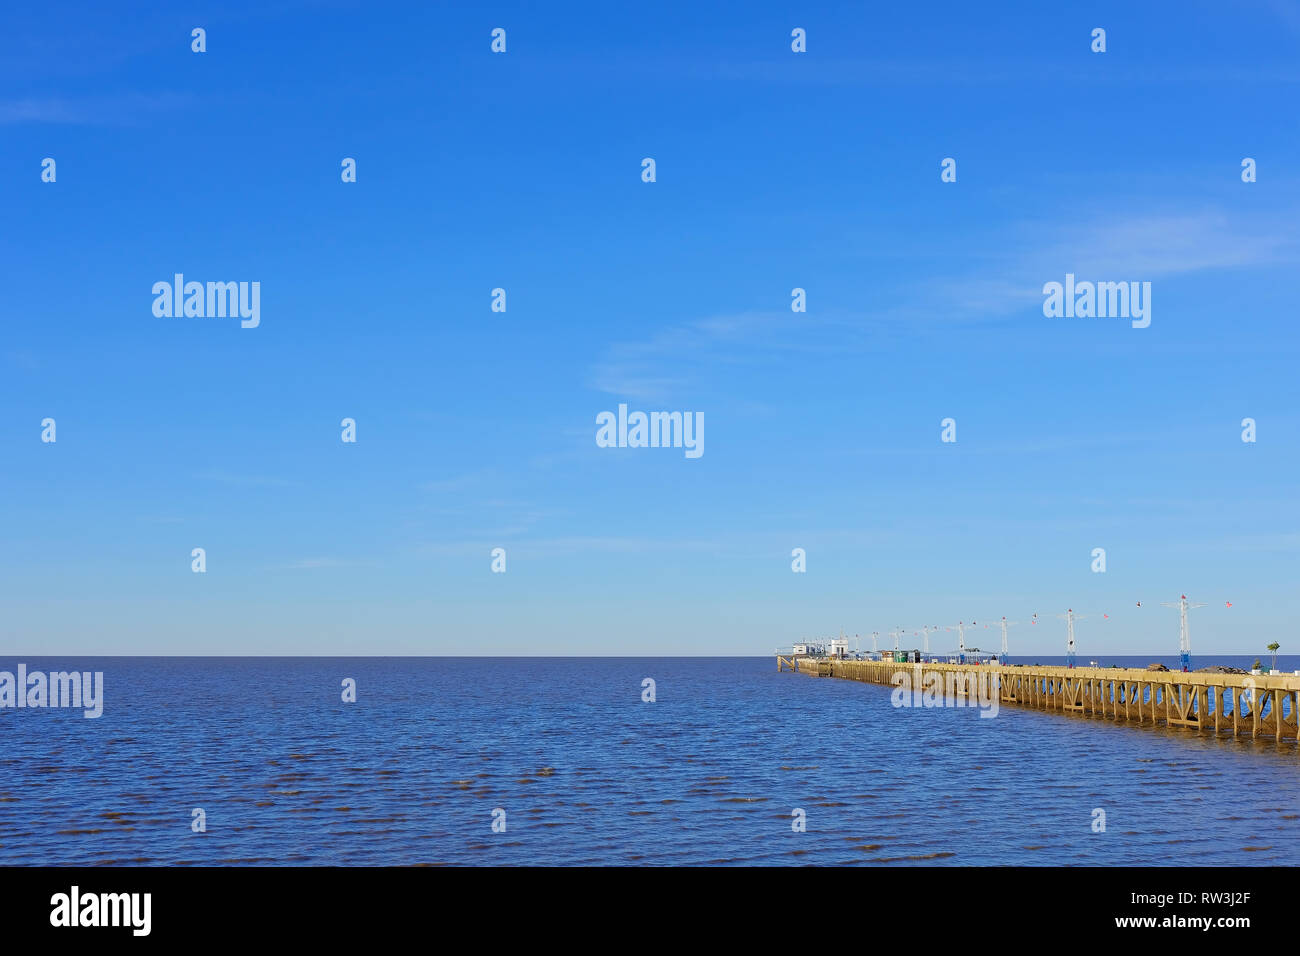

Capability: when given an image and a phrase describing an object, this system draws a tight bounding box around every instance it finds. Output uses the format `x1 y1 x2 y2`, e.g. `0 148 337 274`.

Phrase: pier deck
779 657 1300 744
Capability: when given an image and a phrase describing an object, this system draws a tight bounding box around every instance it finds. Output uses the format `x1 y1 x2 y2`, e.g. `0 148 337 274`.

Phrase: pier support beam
780 659 1300 750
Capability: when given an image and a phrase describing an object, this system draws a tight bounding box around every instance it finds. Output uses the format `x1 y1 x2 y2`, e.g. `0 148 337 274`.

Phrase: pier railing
779 657 1300 744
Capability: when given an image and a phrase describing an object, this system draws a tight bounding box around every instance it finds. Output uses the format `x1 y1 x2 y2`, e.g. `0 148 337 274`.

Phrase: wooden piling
776 657 1300 749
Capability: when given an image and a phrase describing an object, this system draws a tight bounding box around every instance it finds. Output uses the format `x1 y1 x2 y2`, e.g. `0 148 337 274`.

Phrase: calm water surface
2 656 1298 865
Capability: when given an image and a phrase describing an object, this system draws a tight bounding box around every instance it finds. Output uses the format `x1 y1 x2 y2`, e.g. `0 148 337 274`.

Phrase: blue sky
2 1 1297 655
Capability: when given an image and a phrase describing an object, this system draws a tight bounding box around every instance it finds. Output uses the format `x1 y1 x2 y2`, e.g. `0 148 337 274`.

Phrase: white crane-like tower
956 621 967 664
996 617 1018 664
1161 594 1206 673
1056 609 1086 668
922 625 932 655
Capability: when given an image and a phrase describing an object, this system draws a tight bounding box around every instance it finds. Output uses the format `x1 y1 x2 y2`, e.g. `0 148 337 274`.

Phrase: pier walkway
779 657 1300 744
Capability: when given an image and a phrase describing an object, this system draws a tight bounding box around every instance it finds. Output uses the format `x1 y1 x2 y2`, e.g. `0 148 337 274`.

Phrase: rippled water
2 657 1297 865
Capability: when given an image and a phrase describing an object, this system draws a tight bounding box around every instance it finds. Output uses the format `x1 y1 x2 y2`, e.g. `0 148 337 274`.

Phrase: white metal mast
997 617 1018 663
1065 609 1076 668
1161 594 1206 673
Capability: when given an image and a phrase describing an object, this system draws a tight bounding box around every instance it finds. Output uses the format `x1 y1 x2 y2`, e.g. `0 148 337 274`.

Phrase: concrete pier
778 657 1300 744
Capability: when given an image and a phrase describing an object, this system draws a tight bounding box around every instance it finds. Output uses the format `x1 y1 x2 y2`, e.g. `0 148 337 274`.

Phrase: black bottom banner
0 865 1282 943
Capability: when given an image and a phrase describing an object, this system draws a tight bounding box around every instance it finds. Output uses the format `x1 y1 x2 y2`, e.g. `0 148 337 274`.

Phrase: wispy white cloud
588 205 1298 402
419 471 492 494
892 209 1298 323
0 92 196 126
589 309 859 401
195 472 297 488
417 535 724 559
1218 532 1300 553
1042 212 1295 278
279 557 368 570
541 47 1300 90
